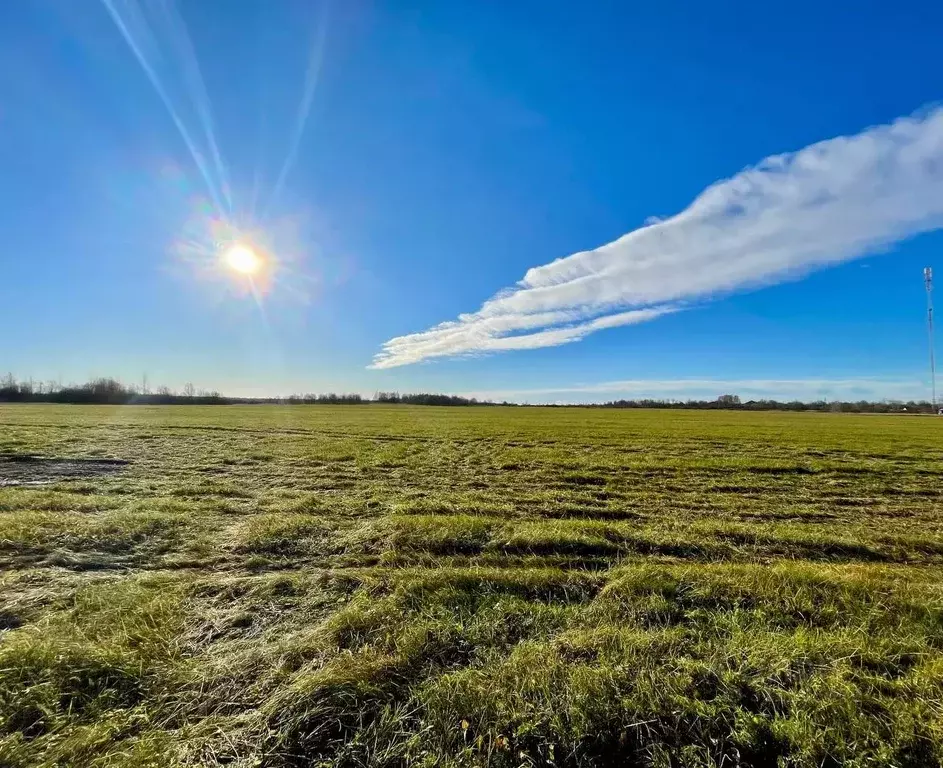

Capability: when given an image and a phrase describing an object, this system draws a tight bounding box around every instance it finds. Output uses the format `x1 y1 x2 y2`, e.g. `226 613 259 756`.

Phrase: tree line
591 393 939 414
0 376 937 412
0 376 493 407
0 376 227 405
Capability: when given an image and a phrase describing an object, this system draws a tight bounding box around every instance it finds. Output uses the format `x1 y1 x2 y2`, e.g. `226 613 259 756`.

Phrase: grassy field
1 404 943 767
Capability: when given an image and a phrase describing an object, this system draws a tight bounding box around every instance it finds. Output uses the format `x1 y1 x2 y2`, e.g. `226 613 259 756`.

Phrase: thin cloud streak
371 107 943 369
372 306 676 366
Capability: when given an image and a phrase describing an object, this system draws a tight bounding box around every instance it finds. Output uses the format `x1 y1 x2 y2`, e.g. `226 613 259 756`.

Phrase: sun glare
224 244 262 275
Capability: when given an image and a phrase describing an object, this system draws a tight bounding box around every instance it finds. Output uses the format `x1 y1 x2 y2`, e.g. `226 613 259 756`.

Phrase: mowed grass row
1 404 942 767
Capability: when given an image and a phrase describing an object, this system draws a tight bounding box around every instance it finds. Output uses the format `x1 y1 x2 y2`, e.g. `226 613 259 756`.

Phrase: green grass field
1 404 943 767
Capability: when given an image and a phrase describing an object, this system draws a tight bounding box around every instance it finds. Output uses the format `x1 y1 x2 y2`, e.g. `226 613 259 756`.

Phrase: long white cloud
370 107 943 369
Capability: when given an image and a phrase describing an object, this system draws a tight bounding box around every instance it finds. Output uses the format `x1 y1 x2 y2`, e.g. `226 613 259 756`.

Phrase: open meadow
1 404 943 767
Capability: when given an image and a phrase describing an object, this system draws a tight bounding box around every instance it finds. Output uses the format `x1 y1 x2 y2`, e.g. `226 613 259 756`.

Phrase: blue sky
3 1 943 402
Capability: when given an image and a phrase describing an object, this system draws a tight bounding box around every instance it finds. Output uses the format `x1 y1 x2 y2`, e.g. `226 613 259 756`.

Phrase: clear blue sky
3 0 943 402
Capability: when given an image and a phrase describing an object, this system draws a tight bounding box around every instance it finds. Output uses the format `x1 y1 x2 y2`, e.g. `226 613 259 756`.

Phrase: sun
223 243 262 275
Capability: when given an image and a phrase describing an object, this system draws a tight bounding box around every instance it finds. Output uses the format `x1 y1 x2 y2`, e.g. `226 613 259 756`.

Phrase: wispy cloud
460 377 930 404
371 306 676 366
371 107 943 369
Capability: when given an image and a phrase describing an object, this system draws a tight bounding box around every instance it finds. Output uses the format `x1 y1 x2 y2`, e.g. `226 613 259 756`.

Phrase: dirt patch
0 455 130 486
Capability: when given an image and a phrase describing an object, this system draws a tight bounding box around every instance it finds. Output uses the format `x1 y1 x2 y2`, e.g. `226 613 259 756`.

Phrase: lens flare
171 191 320 308
224 243 262 274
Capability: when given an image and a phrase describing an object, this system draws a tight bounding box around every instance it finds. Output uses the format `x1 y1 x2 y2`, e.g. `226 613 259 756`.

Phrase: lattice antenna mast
926 267 936 409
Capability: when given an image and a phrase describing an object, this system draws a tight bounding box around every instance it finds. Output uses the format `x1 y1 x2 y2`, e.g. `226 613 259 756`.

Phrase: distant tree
716 394 741 406
183 382 196 398
0 374 19 401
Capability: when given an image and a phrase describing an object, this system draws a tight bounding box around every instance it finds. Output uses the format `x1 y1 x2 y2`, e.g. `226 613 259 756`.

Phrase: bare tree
183 382 196 398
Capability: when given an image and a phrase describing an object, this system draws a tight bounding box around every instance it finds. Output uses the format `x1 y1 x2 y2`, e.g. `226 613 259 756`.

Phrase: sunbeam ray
249 107 268 224
156 0 234 214
263 1 331 218
100 0 227 218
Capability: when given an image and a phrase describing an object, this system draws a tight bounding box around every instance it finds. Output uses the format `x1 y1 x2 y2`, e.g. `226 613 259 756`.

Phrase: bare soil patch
0 454 129 486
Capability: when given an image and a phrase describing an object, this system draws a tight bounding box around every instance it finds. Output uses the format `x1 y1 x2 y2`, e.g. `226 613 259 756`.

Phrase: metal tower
926 267 936 410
